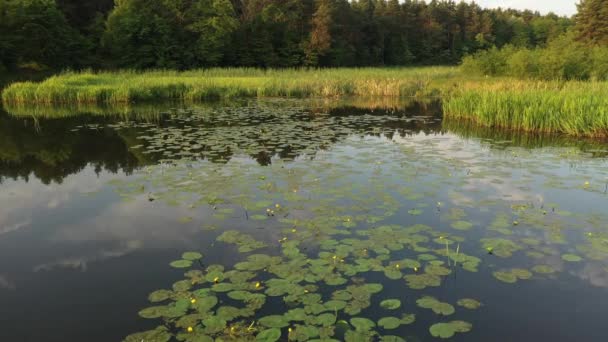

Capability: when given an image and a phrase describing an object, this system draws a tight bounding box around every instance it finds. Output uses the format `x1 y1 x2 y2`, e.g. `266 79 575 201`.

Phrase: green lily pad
350 317 376 331
493 271 517 283
256 328 281 341
170 260 193 268
532 265 556 274
400 313 416 325
457 298 481 309
380 299 401 310
182 252 203 260
378 317 401 329
416 296 455 315
562 254 583 262
259 315 289 328
148 289 172 303
429 321 472 339
124 326 171 342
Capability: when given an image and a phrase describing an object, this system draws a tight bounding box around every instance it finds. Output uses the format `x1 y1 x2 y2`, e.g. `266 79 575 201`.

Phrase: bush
462 32 606 80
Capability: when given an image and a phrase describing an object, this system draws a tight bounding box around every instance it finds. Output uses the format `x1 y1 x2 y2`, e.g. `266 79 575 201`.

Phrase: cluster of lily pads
111 100 608 341
126 224 482 342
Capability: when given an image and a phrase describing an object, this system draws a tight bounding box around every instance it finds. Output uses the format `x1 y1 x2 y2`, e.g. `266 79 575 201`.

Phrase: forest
0 0 574 70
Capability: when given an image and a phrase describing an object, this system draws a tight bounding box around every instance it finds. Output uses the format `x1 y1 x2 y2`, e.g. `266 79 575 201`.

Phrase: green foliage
1 67 456 105
443 80 608 137
0 0 575 70
462 33 608 81
0 0 89 70
102 0 238 68
575 0 608 46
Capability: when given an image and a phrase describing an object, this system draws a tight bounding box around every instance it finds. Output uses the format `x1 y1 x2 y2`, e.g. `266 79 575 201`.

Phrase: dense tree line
462 0 608 80
0 0 592 71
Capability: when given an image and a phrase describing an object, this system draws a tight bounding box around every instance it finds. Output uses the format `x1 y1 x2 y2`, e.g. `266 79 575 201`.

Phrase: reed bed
1 67 457 105
443 80 608 137
4 67 608 137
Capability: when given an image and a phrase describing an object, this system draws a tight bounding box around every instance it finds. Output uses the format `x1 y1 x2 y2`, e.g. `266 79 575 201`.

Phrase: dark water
0 99 607 342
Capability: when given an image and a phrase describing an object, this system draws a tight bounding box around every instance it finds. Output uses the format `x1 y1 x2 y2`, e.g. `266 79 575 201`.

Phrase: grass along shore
0 67 457 104
442 80 608 137
2 67 608 137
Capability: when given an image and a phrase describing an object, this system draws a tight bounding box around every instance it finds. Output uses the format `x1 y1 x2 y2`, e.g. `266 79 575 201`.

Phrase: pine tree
575 0 608 46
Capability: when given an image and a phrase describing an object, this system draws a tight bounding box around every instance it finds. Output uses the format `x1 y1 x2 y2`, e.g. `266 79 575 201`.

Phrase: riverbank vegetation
2 0 608 137
1 67 459 104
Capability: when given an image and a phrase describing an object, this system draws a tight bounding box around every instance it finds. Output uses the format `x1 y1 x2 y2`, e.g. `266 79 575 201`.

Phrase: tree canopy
575 0 608 46
0 0 582 71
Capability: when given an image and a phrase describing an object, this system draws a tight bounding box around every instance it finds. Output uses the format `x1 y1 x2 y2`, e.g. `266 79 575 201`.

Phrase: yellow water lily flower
191 298 196 304
187 327 193 333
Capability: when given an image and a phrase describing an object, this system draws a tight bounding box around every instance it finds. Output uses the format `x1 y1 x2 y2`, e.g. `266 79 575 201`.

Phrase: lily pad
378 317 401 329
350 317 376 331
170 260 193 268
259 315 289 328
416 296 454 315
457 298 481 309
124 326 171 342
380 299 401 310
256 328 282 341
562 254 583 262
182 252 203 260
429 321 472 339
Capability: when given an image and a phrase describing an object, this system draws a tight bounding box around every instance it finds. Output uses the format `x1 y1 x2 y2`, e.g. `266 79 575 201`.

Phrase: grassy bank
442 81 608 137
3 67 608 137
1 67 458 105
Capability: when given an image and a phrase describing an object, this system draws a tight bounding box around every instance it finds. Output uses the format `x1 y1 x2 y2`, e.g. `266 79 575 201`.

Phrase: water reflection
0 99 607 342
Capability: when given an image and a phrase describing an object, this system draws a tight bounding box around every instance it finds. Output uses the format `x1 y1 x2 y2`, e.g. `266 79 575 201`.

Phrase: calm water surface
0 99 607 342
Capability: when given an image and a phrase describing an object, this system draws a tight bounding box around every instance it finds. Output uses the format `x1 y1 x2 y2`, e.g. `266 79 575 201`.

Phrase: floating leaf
182 252 203 260
378 317 401 329
532 265 555 274
457 298 481 310
256 328 281 342
350 317 376 331
379 299 401 310
562 254 583 262
429 321 472 339
259 315 289 328
416 296 454 315
148 289 172 303
124 326 171 342
170 260 193 268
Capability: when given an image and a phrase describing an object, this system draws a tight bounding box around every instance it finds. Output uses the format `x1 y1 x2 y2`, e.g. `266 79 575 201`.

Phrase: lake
0 98 607 342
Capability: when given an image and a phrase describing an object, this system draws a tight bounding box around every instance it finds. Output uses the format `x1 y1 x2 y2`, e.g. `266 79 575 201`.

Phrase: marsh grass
443 80 608 137
1 67 457 105
4 67 608 137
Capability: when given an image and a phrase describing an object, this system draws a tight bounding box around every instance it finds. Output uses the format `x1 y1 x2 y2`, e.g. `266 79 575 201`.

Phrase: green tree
0 0 88 70
575 0 608 46
102 0 237 68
